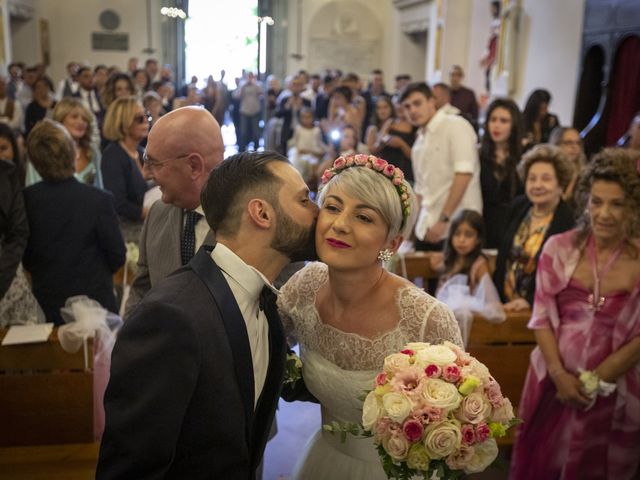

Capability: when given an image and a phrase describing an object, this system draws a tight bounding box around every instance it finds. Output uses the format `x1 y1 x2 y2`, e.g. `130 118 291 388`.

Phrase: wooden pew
388 251 439 287
0 328 98 479
467 311 535 446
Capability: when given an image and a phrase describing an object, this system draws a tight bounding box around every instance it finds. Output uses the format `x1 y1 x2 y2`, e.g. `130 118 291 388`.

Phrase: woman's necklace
587 234 625 311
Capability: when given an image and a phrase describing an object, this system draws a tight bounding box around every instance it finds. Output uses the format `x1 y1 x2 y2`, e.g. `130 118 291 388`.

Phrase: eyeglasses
143 152 190 170
133 111 152 125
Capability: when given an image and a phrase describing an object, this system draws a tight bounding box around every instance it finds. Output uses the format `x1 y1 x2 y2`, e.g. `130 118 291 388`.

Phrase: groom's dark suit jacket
96 246 287 480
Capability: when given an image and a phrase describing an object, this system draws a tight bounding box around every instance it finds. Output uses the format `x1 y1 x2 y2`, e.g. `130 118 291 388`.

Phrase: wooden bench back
467 311 535 445
0 329 94 447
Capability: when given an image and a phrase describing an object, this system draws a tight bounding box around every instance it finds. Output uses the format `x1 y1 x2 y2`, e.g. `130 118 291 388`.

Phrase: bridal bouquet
327 341 517 479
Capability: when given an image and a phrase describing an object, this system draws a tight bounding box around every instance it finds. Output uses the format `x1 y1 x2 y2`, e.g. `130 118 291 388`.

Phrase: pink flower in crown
372 158 388 171
393 167 405 180
345 155 355 166
425 364 442 378
383 164 396 178
476 422 491 442
375 372 388 387
403 418 424 442
333 156 347 169
401 349 415 357
442 364 462 383
321 170 335 184
392 177 403 186
354 154 369 165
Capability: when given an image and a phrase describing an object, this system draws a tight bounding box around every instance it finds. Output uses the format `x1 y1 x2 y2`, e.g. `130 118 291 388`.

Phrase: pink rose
401 349 415 356
320 170 334 184
455 392 491 425
461 424 476 445
403 418 424 443
484 378 504 408
345 155 354 166
392 177 403 186
333 157 346 169
443 364 462 383
425 364 442 378
443 341 473 366
354 154 369 165
375 372 388 387
374 417 393 442
372 158 388 171
383 164 396 177
383 431 410 461
476 422 491 442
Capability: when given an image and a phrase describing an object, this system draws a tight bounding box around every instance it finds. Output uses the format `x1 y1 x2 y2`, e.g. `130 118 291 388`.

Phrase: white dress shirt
188 205 209 252
211 242 279 407
411 108 482 241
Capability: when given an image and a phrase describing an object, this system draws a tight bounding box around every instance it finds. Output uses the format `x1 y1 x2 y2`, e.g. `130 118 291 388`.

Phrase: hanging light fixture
160 7 187 20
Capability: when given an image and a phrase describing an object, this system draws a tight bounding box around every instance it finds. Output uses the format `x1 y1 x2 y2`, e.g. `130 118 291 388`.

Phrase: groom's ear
246 198 273 230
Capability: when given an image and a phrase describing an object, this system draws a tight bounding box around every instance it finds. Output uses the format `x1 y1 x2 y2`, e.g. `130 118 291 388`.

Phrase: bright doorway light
185 0 259 87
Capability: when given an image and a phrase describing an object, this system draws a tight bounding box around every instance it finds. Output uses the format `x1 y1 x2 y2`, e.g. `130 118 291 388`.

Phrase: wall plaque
92 32 129 51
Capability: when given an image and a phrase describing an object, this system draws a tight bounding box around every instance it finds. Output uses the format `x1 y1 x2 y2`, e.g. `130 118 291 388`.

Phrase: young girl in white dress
277 154 463 479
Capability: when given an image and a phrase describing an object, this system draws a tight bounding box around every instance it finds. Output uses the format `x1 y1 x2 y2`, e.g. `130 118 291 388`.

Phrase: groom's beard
271 210 317 263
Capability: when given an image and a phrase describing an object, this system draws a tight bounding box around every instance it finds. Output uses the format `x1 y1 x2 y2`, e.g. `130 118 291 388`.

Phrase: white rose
362 390 382 431
382 392 413 424
461 359 492 383
414 345 457 368
422 378 462 411
404 342 431 353
464 438 498 473
383 432 410 461
423 420 462 459
384 353 412 376
455 392 492 424
490 397 515 424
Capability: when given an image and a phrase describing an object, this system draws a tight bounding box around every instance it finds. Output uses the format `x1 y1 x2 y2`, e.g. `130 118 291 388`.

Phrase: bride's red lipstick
326 238 351 248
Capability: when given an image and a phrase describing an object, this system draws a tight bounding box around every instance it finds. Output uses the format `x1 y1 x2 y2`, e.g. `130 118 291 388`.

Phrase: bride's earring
377 249 393 262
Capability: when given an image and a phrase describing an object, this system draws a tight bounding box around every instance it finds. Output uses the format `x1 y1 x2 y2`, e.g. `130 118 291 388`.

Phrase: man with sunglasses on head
123 106 224 314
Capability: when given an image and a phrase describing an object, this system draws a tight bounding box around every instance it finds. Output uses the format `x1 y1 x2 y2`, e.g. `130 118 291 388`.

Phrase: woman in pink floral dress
510 148 640 479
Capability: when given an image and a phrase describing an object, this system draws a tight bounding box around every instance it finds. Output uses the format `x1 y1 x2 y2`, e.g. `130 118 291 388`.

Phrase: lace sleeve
276 263 327 345
401 288 464 348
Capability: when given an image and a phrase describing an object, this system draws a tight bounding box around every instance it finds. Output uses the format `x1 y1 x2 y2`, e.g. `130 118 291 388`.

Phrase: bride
278 154 464 479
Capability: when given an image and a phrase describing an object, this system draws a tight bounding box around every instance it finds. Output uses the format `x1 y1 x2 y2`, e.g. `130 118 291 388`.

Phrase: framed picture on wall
40 19 50 66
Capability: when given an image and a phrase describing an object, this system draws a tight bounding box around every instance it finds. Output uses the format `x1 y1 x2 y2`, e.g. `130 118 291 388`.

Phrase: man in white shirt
55 61 79 100
400 82 482 250
73 66 102 117
98 149 318 480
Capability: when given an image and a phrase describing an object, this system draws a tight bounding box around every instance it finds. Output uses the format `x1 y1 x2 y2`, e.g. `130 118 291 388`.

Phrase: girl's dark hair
522 89 551 135
0 123 23 184
479 98 524 198
331 86 353 104
443 209 485 276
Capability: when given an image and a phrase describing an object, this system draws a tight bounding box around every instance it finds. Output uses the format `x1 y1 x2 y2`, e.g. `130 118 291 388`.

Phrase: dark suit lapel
188 246 255 447
251 293 286 469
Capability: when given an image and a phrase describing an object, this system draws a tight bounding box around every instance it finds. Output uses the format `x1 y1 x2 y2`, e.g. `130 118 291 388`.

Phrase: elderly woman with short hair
510 148 640 479
101 96 149 242
22 119 125 325
493 144 575 311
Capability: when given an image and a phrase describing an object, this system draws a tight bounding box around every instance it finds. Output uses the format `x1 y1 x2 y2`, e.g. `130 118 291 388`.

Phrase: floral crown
320 154 411 227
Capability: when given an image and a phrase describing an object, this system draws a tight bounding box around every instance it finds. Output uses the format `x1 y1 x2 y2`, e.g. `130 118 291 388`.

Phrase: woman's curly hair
574 148 640 246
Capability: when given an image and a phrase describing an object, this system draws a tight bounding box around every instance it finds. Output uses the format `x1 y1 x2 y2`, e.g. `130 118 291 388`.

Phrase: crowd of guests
0 54 639 479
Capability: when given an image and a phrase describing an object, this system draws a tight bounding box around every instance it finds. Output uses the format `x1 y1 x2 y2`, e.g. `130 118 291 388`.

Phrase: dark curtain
606 35 640 145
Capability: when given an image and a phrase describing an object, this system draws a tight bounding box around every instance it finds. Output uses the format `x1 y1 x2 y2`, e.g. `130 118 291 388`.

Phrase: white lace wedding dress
278 263 463 480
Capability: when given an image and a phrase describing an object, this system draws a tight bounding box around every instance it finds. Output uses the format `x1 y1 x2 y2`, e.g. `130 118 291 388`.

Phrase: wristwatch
439 212 450 223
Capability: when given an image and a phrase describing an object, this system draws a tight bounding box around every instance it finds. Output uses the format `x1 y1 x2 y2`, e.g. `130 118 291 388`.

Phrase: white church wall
8 0 164 85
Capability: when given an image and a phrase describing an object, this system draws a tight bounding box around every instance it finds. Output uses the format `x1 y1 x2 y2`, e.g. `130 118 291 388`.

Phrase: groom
96 151 318 479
